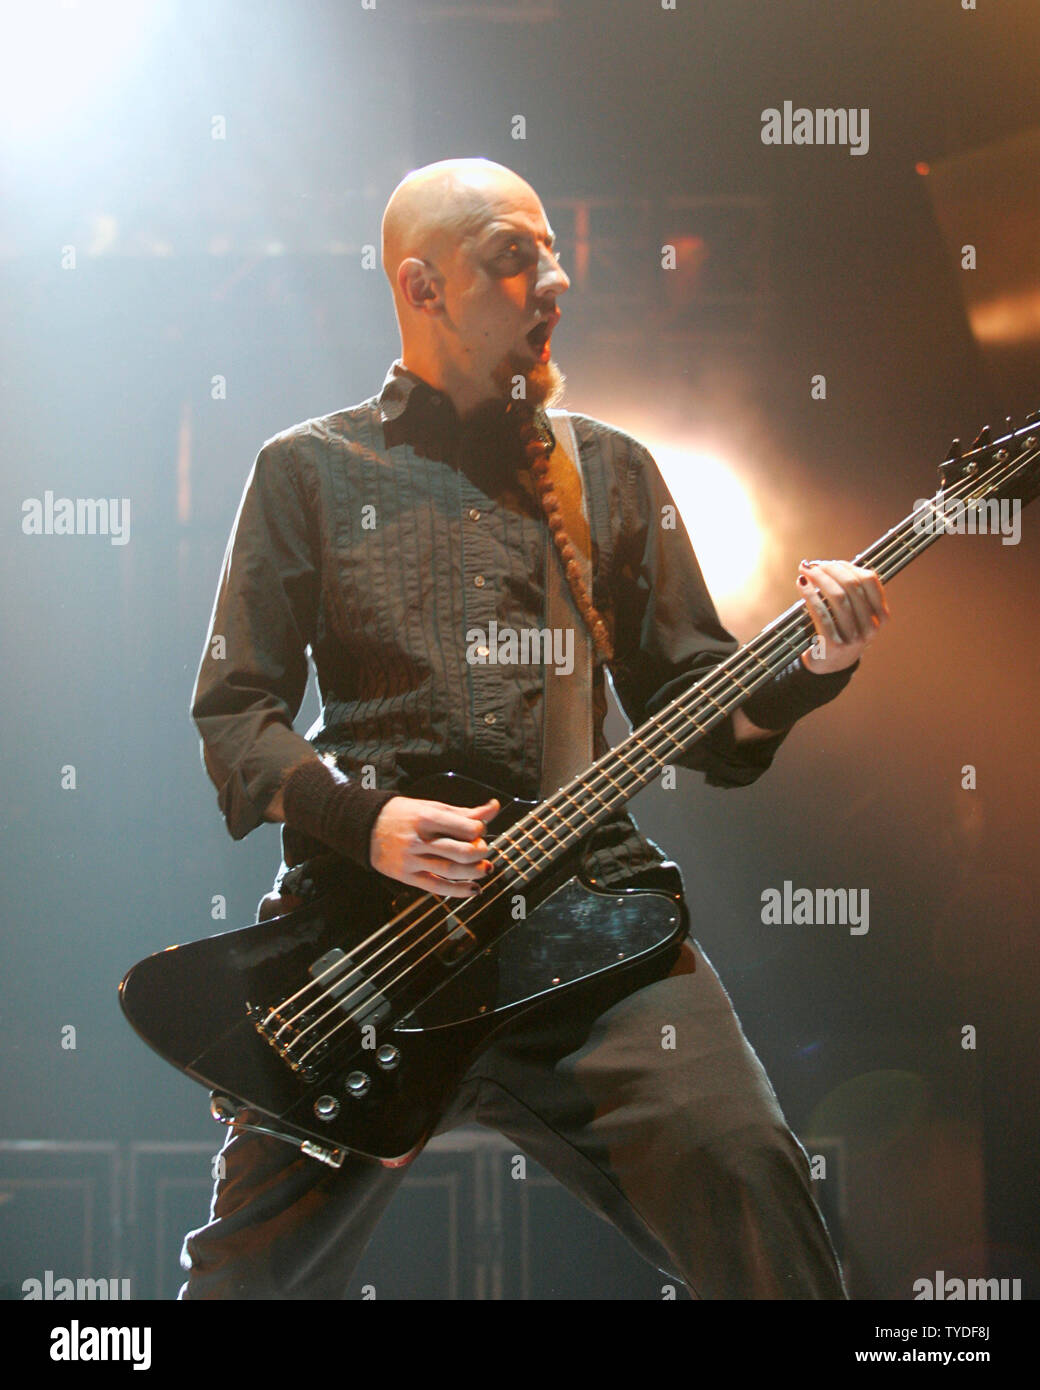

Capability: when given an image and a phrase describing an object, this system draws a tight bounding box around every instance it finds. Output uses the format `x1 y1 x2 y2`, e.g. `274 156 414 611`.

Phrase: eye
495 239 561 270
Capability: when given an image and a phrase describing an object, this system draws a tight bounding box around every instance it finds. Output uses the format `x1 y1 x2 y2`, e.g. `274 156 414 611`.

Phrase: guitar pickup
435 913 477 965
309 948 391 1029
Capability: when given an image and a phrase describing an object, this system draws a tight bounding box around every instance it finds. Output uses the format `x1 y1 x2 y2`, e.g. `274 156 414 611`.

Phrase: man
180 157 888 1299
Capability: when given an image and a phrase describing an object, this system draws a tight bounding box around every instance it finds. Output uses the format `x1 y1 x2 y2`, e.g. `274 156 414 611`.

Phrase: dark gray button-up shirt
191 361 788 887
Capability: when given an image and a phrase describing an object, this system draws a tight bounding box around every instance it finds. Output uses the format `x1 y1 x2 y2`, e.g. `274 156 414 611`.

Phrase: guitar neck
490 430 1039 884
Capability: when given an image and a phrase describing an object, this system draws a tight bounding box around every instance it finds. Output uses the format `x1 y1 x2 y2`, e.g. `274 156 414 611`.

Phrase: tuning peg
970 425 991 450
945 438 962 460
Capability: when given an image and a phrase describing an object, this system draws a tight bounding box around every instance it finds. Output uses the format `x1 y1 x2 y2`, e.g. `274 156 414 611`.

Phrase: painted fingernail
798 576 809 587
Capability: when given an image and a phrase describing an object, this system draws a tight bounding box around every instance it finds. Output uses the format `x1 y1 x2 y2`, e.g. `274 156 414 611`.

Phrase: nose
538 244 570 297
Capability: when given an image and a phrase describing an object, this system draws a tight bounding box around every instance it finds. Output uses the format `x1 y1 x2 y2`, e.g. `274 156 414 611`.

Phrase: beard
491 350 566 411
457 350 565 482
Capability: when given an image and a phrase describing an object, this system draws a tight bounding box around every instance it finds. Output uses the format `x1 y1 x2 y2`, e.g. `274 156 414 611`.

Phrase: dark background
1 0 1037 1299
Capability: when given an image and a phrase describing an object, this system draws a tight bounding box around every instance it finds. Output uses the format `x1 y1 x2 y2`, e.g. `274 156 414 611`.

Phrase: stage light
639 439 767 608
0 0 165 142
969 288 1040 346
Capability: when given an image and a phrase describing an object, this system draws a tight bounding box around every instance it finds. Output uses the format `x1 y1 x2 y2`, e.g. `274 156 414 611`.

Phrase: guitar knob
345 1070 371 1098
313 1094 340 1121
376 1044 401 1071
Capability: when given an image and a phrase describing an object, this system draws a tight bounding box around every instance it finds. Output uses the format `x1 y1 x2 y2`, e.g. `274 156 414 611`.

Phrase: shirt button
473 574 486 588
483 712 497 726
468 508 481 522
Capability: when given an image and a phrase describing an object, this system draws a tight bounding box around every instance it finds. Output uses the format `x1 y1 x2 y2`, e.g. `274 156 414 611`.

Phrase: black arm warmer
739 654 859 732
280 758 397 870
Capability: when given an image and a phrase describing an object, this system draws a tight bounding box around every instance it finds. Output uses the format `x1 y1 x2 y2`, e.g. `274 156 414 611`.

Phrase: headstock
938 412 1040 511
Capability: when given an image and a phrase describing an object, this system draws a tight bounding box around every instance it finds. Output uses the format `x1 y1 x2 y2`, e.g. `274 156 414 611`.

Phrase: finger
813 561 877 641
424 860 492 889
411 849 492 880
827 561 889 640
414 837 489 865
414 800 497 843
466 798 501 831
800 562 862 644
407 871 481 899
806 558 889 622
852 564 890 620
797 571 843 646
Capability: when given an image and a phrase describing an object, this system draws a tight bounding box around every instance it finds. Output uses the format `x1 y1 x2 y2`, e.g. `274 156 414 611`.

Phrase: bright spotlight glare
643 441 765 607
0 0 158 139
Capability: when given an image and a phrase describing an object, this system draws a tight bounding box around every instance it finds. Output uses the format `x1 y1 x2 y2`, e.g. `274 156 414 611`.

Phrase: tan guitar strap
540 409 594 796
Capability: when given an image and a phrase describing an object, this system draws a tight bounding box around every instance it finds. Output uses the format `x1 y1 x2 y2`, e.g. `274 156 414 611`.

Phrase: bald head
378 157 569 415
381 157 539 290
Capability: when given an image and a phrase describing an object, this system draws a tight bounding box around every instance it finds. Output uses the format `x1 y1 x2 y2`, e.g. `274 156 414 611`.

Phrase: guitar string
281 442 1038 1064
276 441 1037 1060
266 442 1037 1061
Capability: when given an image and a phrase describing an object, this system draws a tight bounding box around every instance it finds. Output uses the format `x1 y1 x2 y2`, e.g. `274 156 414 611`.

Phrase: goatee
491 352 566 411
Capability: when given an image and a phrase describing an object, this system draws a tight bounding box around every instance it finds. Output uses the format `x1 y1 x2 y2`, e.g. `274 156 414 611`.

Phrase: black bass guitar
119 418 1040 1168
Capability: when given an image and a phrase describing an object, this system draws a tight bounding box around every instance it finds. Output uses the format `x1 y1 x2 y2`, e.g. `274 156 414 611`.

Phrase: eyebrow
487 225 556 249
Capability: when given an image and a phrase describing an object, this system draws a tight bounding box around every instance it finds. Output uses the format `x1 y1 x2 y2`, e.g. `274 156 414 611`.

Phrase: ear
397 257 443 313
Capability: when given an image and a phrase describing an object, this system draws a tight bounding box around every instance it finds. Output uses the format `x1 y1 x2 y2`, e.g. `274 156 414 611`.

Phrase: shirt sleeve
607 439 789 788
190 437 322 839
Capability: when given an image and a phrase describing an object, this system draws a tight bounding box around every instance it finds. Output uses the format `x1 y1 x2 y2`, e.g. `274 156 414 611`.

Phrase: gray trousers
179 898 847 1300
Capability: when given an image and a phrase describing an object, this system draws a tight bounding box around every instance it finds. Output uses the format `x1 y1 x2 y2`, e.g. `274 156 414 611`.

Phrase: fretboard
489 433 1038 887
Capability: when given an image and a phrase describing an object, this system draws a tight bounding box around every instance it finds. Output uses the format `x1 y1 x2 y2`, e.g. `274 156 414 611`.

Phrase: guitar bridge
248 948 391 1078
249 1003 323 1080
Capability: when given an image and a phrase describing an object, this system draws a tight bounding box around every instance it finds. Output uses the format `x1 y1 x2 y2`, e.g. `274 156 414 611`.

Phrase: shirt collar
377 360 453 425
376 360 549 470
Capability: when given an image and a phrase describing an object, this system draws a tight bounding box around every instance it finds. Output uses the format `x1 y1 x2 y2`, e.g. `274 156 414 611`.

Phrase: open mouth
525 321 553 360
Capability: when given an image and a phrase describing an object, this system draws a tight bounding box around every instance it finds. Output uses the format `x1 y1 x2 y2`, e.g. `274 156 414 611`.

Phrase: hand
369 795 500 898
797 559 890 674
